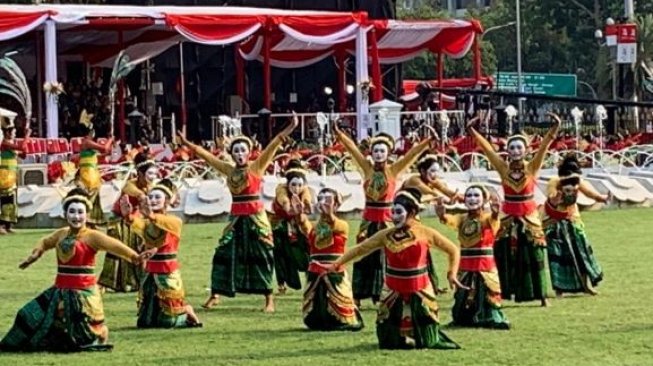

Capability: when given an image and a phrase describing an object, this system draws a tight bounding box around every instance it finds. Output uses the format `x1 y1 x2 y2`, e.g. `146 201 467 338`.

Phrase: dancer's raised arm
467 117 507 174
332 122 371 175
391 137 432 176
250 114 299 175
177 131 234 176
529 113 561 175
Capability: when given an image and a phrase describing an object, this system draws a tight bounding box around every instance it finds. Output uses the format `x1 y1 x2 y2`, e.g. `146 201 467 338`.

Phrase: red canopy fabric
0 10 50 41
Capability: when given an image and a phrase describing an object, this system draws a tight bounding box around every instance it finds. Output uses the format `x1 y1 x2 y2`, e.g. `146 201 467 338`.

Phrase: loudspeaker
18 164 48 186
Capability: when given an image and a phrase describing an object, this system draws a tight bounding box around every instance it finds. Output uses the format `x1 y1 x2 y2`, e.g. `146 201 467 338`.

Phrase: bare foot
185 305 202 326
263 294 275 313
6 226 15 234
541 298 550 307
586 287 599 296
0 227 6 235
277 285 287 295
354 299 361 309
202 294 220 309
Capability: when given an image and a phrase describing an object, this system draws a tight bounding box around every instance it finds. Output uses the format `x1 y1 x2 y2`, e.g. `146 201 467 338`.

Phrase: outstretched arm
177 131 234 176
391 137 432 176
528 113 561 175
579 179 609 203
332 230 386 268
426 227 463 288
468 126 507 175
251 114 299 175
82 137 113 154
86 231 141 264
333 123 371 176
19 228 66 269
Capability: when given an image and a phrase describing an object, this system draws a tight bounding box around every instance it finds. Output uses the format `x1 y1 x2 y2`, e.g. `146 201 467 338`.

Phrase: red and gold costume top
542 176 605 225
335 220 459 294
33 227 138 289
441 212 499 272
188 135 287 216
132 213 182 274
112 178 152 217
272 184 312 220
298 213 349 274
335 130 431 222
469 124 559 217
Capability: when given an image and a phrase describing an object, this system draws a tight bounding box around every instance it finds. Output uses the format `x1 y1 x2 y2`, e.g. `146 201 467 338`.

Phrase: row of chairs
14 137 112 163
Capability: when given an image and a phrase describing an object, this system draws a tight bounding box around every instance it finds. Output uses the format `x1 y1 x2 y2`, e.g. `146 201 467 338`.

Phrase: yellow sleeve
404 175 441 199
297 214 313 238
189 142 234 176
546 177 560 199
390 138 431 176
130 216 147 238
334 228 388 267
150 214 183 237
528 123 560 176
34 228 68 252
275 185 291 213
432 179 458 199
122 179 145 198
579 179 604 201
482 213 501 234
425 226 460 276
250 135 285 176
85 230 139 263
440 213 462 231
335 130 372 176
332 218 349 238
469 127 507 175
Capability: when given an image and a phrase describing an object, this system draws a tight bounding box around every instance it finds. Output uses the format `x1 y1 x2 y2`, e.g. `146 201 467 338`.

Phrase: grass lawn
1 209 652 365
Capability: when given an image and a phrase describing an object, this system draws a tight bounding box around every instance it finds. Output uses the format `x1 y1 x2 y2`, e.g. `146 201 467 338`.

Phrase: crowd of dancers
0 112 607 352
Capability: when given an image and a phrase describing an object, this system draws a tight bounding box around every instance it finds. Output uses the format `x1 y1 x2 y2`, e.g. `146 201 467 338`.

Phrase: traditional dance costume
335 130 431 301
0 228 139 352
271 184 311 291
98 178 151 291
0 138 26 229
76 141 112 226
188 136 285 298
299 212 363 331
401 174 459 202
335 221 460 349
469 125 558 302
440 212 510 328
543 177 604 294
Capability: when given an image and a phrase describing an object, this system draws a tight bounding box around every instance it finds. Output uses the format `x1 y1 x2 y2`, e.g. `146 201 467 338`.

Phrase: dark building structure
107 0 400 140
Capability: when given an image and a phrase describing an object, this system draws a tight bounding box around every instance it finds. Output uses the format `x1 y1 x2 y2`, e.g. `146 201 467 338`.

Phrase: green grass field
1 209 652 365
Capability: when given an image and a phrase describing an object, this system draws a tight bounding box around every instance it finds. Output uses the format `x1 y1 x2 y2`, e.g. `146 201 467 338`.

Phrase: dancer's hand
140 199 154 220
489 193 501 215
120 195 133 218
447 272 469 291
281 112 299 137
465 116 481 131
546 112 562 129
19 248 43 269
176 130 190 146
290 194 304 215
434 197 447 218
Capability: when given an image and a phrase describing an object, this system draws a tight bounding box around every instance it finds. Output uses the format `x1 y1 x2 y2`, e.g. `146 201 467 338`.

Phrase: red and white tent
0 5 483 140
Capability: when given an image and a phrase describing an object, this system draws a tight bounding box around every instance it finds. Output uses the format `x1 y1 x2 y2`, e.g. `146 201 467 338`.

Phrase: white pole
516 0 523 128
44 20 58 138
355 26 369 141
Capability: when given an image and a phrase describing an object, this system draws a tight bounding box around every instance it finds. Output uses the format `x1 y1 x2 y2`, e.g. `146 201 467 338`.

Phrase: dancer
333 123 433 305
0 122 29 235
98 151 159 292
467 112 561 306
401 154 463 203
271 159 311 294
543 154 607 297
124 178 202 328
75 123 113 227
329 188 463 350
0 189 148 352
436 185 510 329
300 188 363 331
177 114 298 312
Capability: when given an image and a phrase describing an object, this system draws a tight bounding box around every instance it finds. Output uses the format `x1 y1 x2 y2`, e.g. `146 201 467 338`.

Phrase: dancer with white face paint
271 159 312 293
543 154 608 297
468 112 561 306
99 151 160 292
402 154 464 203
329 188 463 349
0 189 148 352
298 188 363 331
0 122 29 235
333 123 434 306
177 113 298 313
75 123 113 228
437 185 510 329
124 178 202 328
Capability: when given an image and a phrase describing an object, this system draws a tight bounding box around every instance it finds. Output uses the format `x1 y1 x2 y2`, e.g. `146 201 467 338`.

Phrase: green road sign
494 72 577 97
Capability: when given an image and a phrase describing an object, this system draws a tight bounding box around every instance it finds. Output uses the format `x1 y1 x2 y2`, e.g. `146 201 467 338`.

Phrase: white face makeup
371 143 389 163
464 187 485 210
148 189 168 212
508 139 526 161
391 203 408 227
145 166 159 183
231 142 250 166
288 177 305 195
66 202 88 229
317 190 336 214
424 162 440 182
